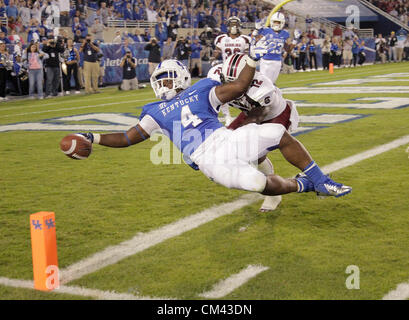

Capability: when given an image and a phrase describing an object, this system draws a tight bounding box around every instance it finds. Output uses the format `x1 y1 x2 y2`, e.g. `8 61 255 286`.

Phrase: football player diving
77 39 352 200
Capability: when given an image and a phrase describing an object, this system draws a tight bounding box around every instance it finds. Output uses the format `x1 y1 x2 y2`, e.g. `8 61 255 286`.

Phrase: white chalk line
0 277 170 300
59 193 264 284
0 98 156 119
278 63 408 85
383 283 409 300
198 265 269 298
0 92 151 112
59 135 409 289
2 135 409 299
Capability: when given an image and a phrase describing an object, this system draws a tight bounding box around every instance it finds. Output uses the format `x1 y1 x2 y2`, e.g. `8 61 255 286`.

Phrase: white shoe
65 91 70 95
259 195 282 212
58 92 64 96
75 91 81 94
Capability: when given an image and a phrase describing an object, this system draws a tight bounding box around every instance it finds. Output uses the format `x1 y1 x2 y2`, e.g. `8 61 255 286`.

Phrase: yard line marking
0 277 169 300
320 135 409 174
59 193 264 284
279 64 408 85
60 134 409 286
0 93 149 112
198 265 269 298
0 98 157 119
382 282 409 300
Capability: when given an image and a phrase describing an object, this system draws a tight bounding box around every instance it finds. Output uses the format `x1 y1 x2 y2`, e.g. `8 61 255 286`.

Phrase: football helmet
150 59 191 100
227 16 241 35
220 53 247 83
270 12 285 32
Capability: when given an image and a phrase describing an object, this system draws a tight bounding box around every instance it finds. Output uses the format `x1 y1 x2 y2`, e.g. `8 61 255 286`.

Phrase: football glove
249 36 269 61
77 132 94 143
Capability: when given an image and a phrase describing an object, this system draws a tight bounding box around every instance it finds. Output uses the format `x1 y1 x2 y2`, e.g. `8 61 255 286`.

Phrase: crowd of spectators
1 1 409 101
367 0 409 26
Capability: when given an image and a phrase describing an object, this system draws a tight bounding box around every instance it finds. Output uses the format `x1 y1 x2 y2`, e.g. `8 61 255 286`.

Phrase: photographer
144 37 161 76
42 36 64 97
190 38 203 77
175 36 191 69
119 49 138 91
79 34 100 94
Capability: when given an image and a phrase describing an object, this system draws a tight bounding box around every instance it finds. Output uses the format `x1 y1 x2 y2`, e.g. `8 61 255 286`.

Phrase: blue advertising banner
98 43 150 84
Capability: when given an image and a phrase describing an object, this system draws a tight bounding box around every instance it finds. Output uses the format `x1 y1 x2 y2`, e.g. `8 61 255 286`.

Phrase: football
60 134 92 160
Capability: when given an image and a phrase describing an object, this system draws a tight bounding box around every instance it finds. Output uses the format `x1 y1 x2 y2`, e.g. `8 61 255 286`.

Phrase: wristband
246 57 257 68
93 133 101 144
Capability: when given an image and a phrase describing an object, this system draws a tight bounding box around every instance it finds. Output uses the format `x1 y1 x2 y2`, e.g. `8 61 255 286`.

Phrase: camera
86 38 91 43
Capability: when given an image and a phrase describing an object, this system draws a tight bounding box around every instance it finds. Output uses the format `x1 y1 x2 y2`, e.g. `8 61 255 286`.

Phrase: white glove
249 36 269 61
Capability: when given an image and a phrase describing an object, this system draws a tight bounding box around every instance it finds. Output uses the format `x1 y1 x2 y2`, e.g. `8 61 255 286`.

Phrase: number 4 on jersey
181 105 203 128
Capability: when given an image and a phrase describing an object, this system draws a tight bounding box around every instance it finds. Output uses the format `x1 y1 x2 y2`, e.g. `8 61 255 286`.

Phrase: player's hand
77 132 94 143
249 36 269 61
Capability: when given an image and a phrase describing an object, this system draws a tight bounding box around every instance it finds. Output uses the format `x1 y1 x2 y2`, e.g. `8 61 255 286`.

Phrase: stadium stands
0 0 408 101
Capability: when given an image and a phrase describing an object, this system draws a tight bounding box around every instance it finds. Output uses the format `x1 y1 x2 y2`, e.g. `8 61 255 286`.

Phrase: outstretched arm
81 124 150 148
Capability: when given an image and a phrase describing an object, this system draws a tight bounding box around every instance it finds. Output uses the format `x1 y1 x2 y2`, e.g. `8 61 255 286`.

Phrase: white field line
279 64 408 85
0 277 170 300
382 283 409 300
2 135 409 299
59 134 409 286
0 93 151 112
59 193 264 284
320 135 409 174
198 265 269 298
0 98 156 119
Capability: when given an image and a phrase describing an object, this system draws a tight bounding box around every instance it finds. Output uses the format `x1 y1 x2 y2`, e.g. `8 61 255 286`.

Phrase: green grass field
1 62 409 300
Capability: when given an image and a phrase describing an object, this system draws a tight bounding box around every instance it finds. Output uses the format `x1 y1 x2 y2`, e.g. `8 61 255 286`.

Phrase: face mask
230 26 237 34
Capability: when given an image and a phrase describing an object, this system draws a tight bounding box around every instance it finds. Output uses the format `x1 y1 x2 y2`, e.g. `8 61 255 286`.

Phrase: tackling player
256 12 290 83
207 53 299 211
77 43 351 200
212 16 251 126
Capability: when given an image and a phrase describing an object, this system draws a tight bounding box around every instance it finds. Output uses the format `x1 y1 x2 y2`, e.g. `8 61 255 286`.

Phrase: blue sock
303 161 326 185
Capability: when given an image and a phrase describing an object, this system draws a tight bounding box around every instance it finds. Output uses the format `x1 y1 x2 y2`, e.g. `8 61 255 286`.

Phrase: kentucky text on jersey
159 94 200 116
139 78 223 160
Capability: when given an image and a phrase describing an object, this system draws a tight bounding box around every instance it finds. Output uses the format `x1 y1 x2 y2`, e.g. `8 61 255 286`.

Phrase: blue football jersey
139 78 224 158
259 28 289 61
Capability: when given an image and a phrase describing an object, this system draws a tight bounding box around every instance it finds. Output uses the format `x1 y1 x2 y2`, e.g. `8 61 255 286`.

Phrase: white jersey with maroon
207 63 223 82
214 34 251 62
206 66 299 132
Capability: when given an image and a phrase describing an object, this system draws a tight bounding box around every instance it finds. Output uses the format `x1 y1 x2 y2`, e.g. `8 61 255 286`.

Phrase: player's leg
259 59 281 84
278 131 352 197
236 123 352 197
258 156 282 211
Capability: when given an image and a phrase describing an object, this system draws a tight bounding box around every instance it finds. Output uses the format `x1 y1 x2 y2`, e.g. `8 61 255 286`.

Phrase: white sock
258 158 274 176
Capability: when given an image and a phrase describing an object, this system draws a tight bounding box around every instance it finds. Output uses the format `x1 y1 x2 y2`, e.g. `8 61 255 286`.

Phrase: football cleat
295 172 315 193
259 195 282 212
315 177 352 198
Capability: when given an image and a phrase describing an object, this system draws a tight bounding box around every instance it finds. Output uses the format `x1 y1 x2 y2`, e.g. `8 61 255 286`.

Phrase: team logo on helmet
270 12 285 32
221 53 247 83
150 60 191 100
